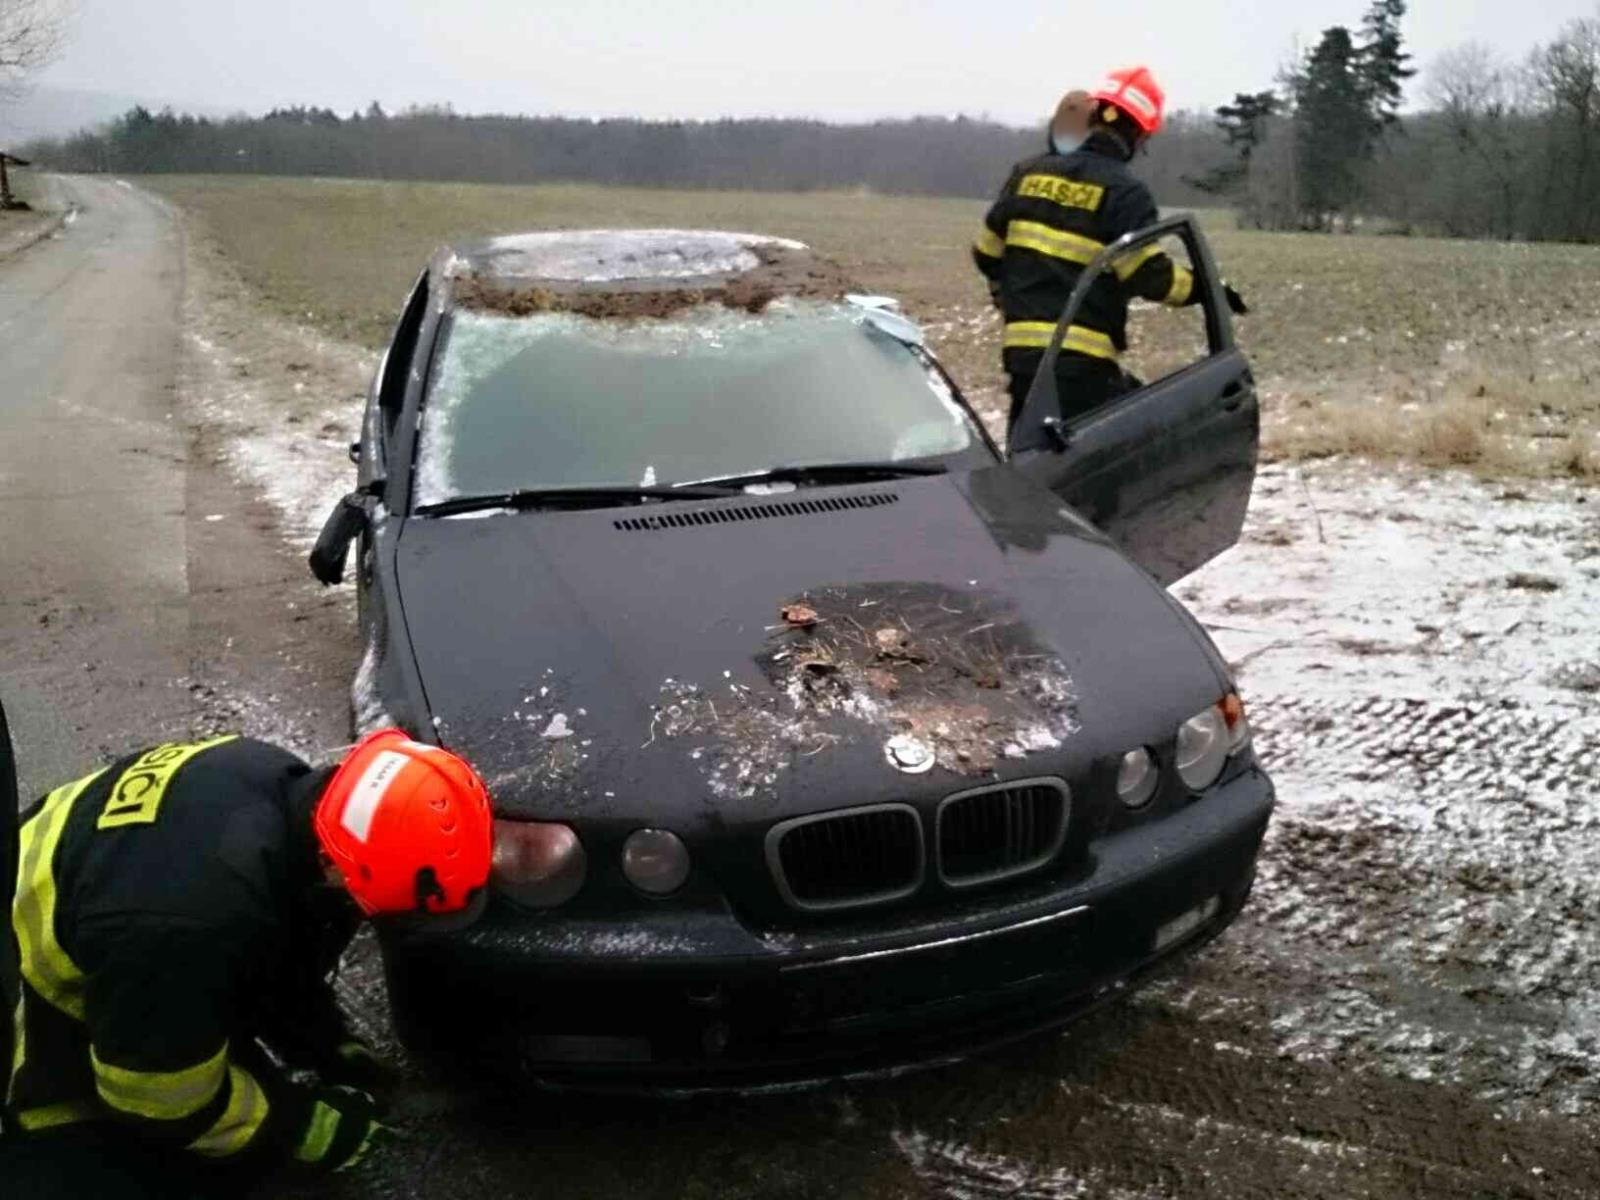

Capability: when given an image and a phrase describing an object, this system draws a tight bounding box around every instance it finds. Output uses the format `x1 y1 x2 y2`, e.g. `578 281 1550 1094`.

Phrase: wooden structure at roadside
1 152 32 211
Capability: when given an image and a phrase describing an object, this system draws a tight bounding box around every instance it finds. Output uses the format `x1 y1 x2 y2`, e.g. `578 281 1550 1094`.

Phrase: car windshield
413 300 979 508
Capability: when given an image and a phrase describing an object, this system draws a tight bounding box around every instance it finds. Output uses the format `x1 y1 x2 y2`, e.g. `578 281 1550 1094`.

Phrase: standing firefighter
2 728 494 1198
974 67 1248 427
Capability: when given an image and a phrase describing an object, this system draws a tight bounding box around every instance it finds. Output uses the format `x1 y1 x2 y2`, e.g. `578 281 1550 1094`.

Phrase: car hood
395 469 1229 825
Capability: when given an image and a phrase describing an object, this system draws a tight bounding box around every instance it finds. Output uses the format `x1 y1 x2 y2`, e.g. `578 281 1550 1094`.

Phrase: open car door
1008 215 1258 587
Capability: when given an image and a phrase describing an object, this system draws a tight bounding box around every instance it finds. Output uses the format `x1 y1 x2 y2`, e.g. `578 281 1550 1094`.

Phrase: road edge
0 174 72 263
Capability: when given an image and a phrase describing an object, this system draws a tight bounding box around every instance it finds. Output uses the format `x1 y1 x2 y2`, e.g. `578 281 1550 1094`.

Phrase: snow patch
1169 460 1600 1116
893 1129 1163 1200
350 637 392 737
181 303 376 550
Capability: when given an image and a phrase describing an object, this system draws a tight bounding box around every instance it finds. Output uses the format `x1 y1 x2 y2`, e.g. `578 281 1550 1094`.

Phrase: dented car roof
434 229 862 322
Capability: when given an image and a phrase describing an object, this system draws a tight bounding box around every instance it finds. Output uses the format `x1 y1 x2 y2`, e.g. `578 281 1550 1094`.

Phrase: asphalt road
0 175 353 797
0 176 193 792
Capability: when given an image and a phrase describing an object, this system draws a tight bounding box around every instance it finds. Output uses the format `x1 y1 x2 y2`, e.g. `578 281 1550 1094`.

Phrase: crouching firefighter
1 728 494 1197
973 66 1249 430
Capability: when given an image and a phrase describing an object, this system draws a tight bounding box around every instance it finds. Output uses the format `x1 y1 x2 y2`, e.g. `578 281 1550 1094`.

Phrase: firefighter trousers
1006 353 1141 430
0 1125 236 1199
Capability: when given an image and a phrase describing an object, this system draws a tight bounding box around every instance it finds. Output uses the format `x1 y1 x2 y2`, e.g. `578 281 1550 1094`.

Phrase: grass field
3 165 43 206
143 175 1600 479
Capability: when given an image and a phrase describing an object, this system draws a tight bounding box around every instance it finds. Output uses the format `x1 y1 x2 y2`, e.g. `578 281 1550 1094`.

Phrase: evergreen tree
1358 0 1416 134
1294 26 1369 225
1218 91 1281 161
1190 91 1280 197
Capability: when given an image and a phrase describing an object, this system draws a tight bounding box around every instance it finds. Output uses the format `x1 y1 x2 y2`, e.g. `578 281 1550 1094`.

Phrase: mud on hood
394 472 1228 827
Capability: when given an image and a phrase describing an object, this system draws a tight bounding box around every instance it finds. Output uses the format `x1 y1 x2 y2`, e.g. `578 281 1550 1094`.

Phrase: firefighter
974 67 1249 432
1 727 494 1197
1 693 17 1133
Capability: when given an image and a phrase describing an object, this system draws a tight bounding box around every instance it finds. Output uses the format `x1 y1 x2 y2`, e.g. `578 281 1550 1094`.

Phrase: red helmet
1091 66 1167 136
314 729 493 918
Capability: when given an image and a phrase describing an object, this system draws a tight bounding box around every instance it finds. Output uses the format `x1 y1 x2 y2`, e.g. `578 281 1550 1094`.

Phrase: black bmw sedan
310 221 1274 1089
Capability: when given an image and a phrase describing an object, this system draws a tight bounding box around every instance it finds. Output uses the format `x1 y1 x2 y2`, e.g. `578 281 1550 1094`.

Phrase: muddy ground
5 181 1597 1196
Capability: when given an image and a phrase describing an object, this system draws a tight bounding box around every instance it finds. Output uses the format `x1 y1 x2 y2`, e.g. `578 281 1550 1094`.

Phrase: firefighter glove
325 1038 401 1109
292 1084 395 1175
1223 283 1249 316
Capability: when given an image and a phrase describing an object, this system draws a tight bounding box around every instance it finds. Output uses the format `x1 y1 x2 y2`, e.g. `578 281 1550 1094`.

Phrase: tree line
21 103 1229 206
1198 1 1600 242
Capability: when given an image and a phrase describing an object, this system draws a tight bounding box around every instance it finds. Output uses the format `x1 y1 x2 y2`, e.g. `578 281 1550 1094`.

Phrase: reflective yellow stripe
186 1066 270 1158
295 1099 343 1164
92 1042 228 1121
337 1121 384 1173
1005 219 1105 266
973 227 1004 258
98 736 238 830
13 770 105 1021
1165 265 1195 306
17 1099 100 1131
1113 244 1162 281
9 993 25 1099
1002 322 1120 361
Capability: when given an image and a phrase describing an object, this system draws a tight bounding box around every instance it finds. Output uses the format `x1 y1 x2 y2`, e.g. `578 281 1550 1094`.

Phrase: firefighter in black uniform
1 727 494 1197
974 67 1248 431
1 693 18 1138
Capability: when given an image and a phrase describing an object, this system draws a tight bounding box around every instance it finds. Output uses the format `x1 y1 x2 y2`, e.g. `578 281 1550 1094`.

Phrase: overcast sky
35 0 1600 125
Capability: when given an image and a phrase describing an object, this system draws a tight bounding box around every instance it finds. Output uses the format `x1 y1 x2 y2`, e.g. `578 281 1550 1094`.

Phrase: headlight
622 829 691 896
1175 706 1230 791
1116 747 1159 809
491 820 586 908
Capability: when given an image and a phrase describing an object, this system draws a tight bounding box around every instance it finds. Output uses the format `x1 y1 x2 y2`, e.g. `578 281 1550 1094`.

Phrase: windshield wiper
416 484 739 517
676 460 949 489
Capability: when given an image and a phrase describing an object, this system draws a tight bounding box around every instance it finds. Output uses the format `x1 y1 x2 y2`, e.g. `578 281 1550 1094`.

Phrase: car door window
1119 238 1215 397
379 273 430 435
1008 215 1259 586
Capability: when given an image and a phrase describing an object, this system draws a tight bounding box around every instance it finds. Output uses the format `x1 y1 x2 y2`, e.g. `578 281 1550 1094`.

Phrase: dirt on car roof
452 240 861 320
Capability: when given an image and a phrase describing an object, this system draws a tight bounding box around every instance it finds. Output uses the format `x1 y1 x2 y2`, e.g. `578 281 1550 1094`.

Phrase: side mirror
309 493 370 586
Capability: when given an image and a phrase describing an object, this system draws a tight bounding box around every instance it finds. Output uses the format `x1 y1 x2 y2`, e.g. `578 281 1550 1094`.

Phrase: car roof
438 229 818 291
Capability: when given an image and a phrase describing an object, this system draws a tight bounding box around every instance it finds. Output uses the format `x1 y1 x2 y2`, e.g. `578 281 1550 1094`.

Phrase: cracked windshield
414 302 976 506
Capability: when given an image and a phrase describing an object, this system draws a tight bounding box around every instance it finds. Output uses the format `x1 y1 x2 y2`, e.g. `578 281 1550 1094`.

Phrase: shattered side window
414 302 976 507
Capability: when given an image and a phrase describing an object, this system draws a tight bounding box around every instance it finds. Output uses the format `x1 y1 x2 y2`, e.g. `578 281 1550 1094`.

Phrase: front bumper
384 766 1274 1091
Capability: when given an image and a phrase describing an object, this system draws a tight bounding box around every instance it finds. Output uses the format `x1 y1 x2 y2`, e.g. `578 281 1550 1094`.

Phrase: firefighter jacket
5 735 376 1171
1 695 17 1119
973 131 1199 374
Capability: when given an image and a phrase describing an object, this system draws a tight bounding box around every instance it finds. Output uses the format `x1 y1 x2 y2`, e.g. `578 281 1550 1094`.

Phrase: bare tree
0 0 72 100
1427 43 1526 238
1530 15 1600 239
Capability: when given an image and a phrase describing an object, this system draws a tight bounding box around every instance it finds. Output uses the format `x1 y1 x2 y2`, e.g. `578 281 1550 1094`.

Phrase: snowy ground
1177 463 1600 1116
174 211 378 555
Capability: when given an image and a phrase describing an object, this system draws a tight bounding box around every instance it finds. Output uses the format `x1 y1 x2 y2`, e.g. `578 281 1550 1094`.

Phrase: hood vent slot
614 491 899 533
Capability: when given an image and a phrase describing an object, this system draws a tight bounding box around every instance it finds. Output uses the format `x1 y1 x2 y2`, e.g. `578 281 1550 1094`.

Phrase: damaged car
309 219 1274 1088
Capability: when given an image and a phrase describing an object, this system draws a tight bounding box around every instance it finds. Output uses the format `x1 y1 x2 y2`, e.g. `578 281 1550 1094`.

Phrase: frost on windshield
416 302 974 507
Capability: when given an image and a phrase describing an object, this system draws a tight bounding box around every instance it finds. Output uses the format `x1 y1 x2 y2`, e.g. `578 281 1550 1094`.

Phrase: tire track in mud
889 998 1596 1198
1172 462 1600 1120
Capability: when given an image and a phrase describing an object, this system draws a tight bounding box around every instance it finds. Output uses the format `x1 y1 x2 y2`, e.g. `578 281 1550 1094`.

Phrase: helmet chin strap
1093 125 1136 162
